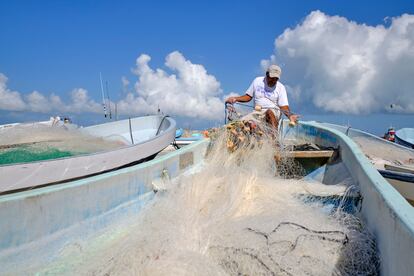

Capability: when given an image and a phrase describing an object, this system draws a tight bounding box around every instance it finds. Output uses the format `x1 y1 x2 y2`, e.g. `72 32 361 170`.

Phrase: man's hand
225 97 237 104
289 114 300 123
226 94 252 104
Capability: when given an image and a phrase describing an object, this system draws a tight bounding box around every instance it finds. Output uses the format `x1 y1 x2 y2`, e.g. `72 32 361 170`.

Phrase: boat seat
276 150 334 159
384 164 414 174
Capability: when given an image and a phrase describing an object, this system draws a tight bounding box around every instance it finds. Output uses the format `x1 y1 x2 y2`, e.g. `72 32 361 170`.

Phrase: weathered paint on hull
0 139 209 256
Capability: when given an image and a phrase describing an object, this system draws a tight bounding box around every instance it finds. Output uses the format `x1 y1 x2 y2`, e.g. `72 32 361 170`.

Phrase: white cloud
25 91 53 113
0 74 26 111
263 11 414 114
119 51 223 120
0 50 225 121
0 75 101 114
116 92 152 115
121 76 130 92
69 88 102 113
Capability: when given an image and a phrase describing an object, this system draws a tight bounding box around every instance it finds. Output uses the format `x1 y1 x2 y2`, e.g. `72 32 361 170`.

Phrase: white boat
396 128 414 149
0 121 414 275
0 115 176 194
0 116 72 130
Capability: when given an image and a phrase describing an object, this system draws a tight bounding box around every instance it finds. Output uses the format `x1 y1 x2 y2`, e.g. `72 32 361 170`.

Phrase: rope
224 102 254 124
246 221 349 247
210 221 348 275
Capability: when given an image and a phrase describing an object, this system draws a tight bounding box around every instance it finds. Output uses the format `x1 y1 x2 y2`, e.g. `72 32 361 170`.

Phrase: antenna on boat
105 81 112 120
99 72 107 118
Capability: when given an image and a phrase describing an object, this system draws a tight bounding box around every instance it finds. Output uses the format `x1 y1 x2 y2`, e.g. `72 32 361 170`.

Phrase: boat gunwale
0 138 209 203
321 122 414 153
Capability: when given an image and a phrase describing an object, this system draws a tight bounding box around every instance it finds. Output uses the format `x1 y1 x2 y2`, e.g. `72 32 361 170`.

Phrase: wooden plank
276 150 334 159
385 164 414 174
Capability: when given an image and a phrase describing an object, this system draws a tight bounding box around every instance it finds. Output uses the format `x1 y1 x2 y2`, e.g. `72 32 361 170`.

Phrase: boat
0 120 413 275
175 128 184 138
320 122 414 205
172 129 206 148
396 128 414 149
0 116 70 130
0 115 176 194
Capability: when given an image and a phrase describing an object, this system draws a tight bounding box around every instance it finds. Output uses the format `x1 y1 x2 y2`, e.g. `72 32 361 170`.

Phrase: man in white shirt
225 64 298 130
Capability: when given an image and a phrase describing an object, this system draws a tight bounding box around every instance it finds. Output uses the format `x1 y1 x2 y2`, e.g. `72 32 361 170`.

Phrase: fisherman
225 64 298 130
383 127 396 142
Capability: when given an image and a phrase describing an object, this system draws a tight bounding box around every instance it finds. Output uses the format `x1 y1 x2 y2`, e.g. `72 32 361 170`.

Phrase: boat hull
396 128 414 149
282 121 414 275
0 139 209 273
0 116 176 194
0 121 414 275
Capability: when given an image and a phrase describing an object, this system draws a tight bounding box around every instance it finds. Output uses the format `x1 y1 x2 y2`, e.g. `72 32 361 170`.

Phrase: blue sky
1 0 413 134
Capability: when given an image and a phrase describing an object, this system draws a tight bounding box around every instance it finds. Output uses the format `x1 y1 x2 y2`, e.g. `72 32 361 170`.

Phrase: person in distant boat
383 127 396 142
225 64 298 130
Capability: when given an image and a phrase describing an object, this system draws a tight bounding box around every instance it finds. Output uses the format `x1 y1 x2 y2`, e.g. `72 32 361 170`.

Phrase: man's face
266 73 278 87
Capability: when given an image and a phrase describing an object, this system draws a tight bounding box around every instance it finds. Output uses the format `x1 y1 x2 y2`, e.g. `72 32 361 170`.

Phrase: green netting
0 146 77 165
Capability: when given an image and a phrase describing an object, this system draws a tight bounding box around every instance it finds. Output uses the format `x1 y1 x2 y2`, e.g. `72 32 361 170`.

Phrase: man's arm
226 94 252 104
280 105 299 123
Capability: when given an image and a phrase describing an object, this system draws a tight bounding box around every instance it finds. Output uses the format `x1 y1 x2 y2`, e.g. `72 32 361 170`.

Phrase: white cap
267 64 282 78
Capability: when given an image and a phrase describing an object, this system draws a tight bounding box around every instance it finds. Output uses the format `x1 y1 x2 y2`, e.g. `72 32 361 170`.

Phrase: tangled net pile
35 119 379 275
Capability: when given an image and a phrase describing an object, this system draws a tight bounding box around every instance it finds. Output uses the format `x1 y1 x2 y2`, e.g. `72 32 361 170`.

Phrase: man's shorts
241 108 281 123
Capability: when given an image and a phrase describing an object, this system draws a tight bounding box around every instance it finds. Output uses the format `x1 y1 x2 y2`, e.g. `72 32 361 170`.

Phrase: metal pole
105 81 112 119
129 117 134 144
99 72 107 118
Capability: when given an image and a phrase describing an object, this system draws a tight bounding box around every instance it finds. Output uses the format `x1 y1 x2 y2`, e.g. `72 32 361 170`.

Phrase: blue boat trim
378 169 414 183
175 128 184 138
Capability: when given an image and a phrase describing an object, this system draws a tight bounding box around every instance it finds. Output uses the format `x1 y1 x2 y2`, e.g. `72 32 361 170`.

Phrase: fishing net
5 118 379 275
0 125 126 165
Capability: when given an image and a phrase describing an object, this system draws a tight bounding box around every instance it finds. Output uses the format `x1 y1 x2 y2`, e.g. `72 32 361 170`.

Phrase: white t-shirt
245 77 289 110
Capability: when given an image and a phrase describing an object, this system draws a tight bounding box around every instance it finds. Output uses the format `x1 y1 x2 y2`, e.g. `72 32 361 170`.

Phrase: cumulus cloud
263 11 414 114
25 91 53 113
121 76 130 93
117 51 223 120
0 74 26 111
69 88 102 113
0 51 225 121
121 76 130 87
0 74 101 114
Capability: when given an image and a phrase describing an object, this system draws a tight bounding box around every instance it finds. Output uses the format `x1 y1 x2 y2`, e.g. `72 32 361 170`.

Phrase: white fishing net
24 123 378 275
4 122 379 275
